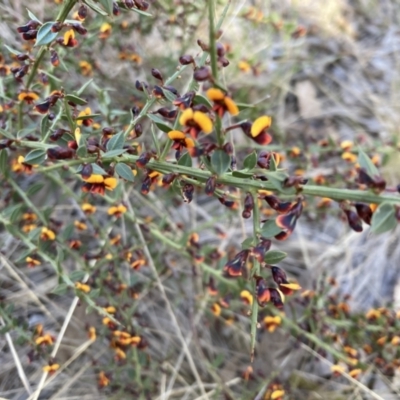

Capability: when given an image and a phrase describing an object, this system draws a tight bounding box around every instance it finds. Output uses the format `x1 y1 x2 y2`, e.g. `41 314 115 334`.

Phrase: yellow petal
271 390 285 399
251 116 272 137
184 138 195 148
206 87 225 101
104 177 118 190
179 108 194 126
74 127 81 144
63 29 75 45
224 96 239 116
240 290 253 305
193 111 213 134
168 130 186 140
83 174 105 184
280 282 302 291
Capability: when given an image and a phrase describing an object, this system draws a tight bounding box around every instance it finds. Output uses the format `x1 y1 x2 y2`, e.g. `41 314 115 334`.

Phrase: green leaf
102 149 126 158
35 22 58 47
23 149 47 165
241 237 255 249
106 131 125 151
243 151 257 170
147 114 173 133
236 102 255 111
83 0 109 15
232 170 253 178
261 219 282 238
98 0 113 14
358 147 379 178
64 94 88 106
76 146 87 158
26 8 42 23
3 44 22 56
0 128 15 140
91 163 108 175
10 204 23 224
178 152 192 167
75 113 100 121
264 250 287 265
193 94 212 108
0 150 8 176
371 203 397 234
51 283 69 296
26 182 44 197
210 150 231 176
161 87 177 102
40 115 49 139
76 79 94 96
69 270 87 282
116 163 135 182
127 6 152 17
269 153 277 171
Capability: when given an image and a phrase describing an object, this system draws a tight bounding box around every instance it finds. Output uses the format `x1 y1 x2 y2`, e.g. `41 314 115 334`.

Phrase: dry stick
0 317 32 396
126 200 209 399
0 254 56 322
28 270 88 400
193 377 241 400
301 343 386 400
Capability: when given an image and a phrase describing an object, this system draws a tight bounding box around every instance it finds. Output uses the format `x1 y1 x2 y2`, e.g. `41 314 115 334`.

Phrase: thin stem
250 192 260 361
208 0 218 81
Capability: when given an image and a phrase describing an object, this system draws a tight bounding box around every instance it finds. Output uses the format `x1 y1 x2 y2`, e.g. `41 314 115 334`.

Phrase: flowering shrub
1 1 400 399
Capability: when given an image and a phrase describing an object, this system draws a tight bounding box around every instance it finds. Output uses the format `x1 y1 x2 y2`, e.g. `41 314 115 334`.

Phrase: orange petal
224 96 239 116
168 130 186 140
104 177 118 190
206 87 225 101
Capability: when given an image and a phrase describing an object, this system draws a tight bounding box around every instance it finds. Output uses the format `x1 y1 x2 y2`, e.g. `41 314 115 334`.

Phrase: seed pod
47 147 75 160
255 277 270 307
223 250 249 277
34 100 51 114
51 22 63 33
269 288 284 309
242 210 251 219
344 209 363 232
78 4 88 19
102 127 114 136
136 152 152 168
216 42 225 57
264 195 293 214
354 203 372 225
22 30 38 41
141 176 151 195
193 66 211 82
135 80 148 92
223 142 233 155
0 139 14 149
179 54 194 65
80 163 93 179
125 0 134 8
161 173 176 187
219 57 229 67
112 2 120 15
16 54 29 61
72 23 87 35
271 266 287 285
151 68 163 82
134 123 143 138
252 238 271 262
134 0 149 11
17 20 40 33
49 128 67 141
50 50 60 67
182 183 194 203
205 176 216 196
197 39 209 51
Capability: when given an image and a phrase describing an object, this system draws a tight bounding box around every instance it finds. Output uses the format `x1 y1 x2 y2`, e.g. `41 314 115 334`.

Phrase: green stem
250 192 261 361
208 0 218 81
